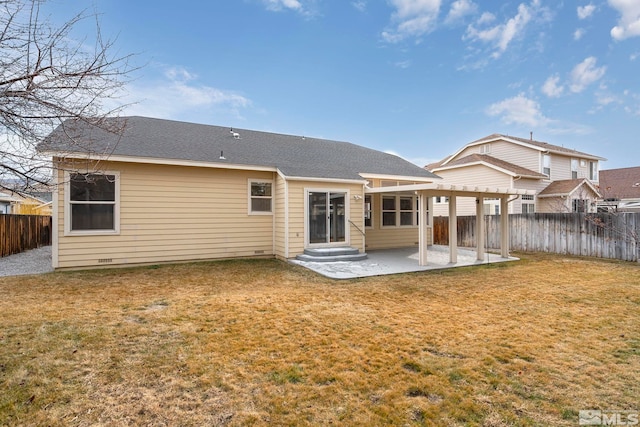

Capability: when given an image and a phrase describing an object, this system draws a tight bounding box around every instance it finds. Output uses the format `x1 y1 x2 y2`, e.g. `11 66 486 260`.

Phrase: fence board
0 215 52 258
433 213 640 262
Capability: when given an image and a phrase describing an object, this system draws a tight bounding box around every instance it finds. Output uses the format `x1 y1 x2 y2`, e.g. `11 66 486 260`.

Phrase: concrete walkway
289 245 518 279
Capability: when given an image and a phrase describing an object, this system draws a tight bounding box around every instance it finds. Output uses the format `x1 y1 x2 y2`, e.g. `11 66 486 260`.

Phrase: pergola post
418 191 428 266
448 195 457 263
500 196 509 258
476 197 485 261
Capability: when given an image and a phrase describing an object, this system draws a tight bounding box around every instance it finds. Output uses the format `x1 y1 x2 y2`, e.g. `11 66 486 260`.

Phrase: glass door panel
308 192 327 244
329 193 346 243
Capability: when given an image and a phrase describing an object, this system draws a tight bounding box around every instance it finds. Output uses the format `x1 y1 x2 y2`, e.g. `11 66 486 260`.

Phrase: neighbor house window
573 199 587 213
571 159 578 179
589 161 598 181
479 143 491 154
66 172 119 234
249 180 273 214
364 195 372 227
382 195 417 227
521 194 535 213
542 154 551 178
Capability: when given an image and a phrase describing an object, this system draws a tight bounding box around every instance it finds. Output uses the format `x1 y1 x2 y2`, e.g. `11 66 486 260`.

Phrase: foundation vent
98 258 113 264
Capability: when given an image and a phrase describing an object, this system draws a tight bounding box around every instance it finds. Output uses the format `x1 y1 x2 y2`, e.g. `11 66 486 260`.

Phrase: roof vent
230 128 240 139
219 150 226 160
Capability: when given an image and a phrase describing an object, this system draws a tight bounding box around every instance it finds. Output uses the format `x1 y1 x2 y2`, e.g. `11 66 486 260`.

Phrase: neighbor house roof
429 154 547 179
39 116 440 182
469 134 605 160
598 167 640 200
537 178 601 198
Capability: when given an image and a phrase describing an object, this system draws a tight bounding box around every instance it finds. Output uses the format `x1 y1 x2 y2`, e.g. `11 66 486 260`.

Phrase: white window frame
589 161 598 181
479 143 491 154
542 154 551 178
248 179 274 215
571 158 578 179
381 194 417 228
64 171 120 236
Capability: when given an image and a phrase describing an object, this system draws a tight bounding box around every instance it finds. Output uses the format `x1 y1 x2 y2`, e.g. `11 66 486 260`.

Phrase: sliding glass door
308 191 346 244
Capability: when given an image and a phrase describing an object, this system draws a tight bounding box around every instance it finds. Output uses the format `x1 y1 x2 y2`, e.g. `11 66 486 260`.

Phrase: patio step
296 247 368 262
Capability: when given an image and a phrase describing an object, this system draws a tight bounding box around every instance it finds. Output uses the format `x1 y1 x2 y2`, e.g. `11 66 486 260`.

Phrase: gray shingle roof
40 116 439 181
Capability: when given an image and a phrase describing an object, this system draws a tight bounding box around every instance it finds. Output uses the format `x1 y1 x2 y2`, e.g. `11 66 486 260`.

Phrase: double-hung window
382 195 417 227
521 194 535 214
542 154 551 178
249 180 273 214
66 172 119 234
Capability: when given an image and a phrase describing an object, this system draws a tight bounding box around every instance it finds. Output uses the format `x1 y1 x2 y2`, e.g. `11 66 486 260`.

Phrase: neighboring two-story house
426 134 605 216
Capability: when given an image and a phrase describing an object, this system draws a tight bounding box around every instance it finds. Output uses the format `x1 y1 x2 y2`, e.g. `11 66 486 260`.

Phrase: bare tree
0 0 134 192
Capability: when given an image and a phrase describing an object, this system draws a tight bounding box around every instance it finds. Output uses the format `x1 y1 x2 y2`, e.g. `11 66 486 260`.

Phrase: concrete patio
289 245 519 279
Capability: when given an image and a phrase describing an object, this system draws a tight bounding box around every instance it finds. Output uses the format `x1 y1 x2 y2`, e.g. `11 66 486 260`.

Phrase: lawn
0 253 638 426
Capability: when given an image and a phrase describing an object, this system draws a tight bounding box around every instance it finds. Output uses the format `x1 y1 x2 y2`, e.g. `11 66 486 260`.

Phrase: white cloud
394 59 412 68
577 4 596 19
262 0 302 12
574 28 586 40
122 66 252 121
464 0 548 59
445 0 477 24
569 57 607 93
477 12 496 25
382 0 442 43
352 1 367 12
608 0 640 40
542 75 564 98
486 93 550 127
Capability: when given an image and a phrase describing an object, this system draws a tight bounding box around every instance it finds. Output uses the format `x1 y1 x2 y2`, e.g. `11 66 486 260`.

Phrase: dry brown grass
0 253 638 426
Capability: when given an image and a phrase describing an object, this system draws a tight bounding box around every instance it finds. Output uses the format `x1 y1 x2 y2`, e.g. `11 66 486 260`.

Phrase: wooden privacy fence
0 214 52 258
433 213 640 262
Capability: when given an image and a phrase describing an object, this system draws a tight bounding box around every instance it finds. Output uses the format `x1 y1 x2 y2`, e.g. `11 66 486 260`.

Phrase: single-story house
0 190 52 215
40 116 529 270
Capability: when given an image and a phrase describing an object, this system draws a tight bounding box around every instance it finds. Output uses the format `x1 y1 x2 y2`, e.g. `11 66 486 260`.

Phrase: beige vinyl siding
549 155 572 181
284 180 365 257
574 159 591 179
537 196 570 213
511 178 547 213
285 181 306 257
431 165 513 216
460 140 540 172
56 160 276 269
364 193 431 250
274 174 286 259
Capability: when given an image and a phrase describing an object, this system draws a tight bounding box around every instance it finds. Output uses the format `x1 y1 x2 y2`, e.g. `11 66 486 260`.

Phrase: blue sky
47 0 640 169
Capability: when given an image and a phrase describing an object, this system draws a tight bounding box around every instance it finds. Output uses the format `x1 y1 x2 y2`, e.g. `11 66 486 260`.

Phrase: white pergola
365 183 535 266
